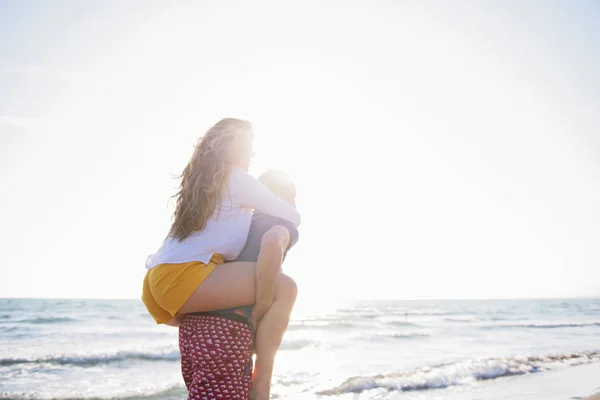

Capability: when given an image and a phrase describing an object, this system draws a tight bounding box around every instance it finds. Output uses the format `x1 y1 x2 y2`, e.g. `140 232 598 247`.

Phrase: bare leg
249 226 295 400
252 226 292 326
178 264 297 400
251 274 297 400
177 261 257 314
179 225 291 315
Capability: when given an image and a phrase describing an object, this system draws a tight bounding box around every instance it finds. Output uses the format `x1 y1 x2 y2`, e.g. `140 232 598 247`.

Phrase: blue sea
1 298 599 399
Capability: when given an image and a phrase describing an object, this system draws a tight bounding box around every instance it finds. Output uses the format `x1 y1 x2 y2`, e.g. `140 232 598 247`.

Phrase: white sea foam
318 351 600 395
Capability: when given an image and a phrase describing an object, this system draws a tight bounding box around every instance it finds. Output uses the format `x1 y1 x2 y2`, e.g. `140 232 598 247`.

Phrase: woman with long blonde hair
142 118 301 400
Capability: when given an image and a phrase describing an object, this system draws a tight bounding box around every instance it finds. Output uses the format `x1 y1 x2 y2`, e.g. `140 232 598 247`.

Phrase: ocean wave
337 307 461 318
385 320 420 327
279 338 320 351
406 309 457 316
0 349 180 367
318 351 600 396
444 316 482 322
287 320 357 330
374 332 430 340
337 307 382 315
359 313 382 319
484 321 600 329
0 326 37 339
15 316 79 324
0 383 187 400
0 326 31 333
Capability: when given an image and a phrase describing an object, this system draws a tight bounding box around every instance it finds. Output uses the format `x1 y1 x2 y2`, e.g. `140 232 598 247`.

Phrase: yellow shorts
142 254 224 324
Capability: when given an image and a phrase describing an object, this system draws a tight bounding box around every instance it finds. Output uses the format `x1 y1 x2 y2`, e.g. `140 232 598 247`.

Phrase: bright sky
1 1 599 303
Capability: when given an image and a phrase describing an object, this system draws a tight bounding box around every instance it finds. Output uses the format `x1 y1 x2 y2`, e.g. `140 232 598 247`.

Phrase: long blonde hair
169 118 252 241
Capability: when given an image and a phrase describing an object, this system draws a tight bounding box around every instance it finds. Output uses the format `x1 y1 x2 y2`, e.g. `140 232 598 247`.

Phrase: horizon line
1 295 598 301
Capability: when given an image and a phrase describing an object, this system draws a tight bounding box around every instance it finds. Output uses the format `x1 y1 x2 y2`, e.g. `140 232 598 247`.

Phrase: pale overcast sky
1 1 599 304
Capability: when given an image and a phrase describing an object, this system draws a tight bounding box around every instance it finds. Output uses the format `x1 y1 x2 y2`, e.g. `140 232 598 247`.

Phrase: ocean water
1 298 599 399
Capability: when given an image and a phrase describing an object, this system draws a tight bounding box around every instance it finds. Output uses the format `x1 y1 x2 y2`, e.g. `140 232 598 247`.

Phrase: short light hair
258 169 296 200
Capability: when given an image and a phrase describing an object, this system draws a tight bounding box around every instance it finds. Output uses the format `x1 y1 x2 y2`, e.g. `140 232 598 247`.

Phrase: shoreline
386 361 600 400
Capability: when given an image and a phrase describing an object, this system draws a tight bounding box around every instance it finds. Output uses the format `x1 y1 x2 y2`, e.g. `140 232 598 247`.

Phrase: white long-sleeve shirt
145 168 301 269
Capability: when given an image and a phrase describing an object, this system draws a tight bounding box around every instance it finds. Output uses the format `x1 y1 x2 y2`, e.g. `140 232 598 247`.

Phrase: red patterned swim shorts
179 313 254 400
